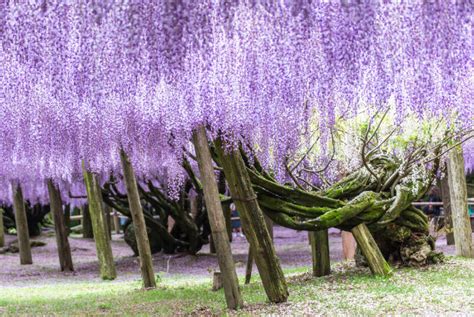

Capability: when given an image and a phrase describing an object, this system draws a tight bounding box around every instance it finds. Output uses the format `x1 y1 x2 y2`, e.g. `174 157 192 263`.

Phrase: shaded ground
0 226 460 285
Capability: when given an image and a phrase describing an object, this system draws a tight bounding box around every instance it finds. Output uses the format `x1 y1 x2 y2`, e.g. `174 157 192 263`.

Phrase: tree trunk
447 146 473 257
12 183 32 265
82 164 117 280
47 180 74 272
120 149 157 289
0 208 4 248
310 230 330 277
215 139 288 303
440 174 455 245
352 223 392 276
193 127 243 310
82 204 94 239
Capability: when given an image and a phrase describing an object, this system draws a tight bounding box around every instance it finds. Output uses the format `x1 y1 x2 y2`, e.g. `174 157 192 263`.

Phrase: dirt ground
0 226 459 285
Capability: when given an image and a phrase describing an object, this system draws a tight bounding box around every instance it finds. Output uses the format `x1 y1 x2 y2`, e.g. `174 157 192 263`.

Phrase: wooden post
351 223 392 276
244 246 253 284
0 208 4 248
215 139 288 303
209 235 216 254
440 174 455 245
264 214 274 239
120 149 156 289
104 203 112 239
212 272 224 291
342 231 356 260
218 172 233 241
310 230 330 277
47 180 74 272
190 195 198 219
12 183 32 265
113 211 121 234
223 204 232 242
193 127 243 310
82 164 117 280
64 204 71 236
245 215 273 284
447 146 473 257
82 204 94 239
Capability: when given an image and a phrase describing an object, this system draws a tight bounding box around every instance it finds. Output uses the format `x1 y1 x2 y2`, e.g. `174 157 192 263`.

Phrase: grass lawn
0 257 473 316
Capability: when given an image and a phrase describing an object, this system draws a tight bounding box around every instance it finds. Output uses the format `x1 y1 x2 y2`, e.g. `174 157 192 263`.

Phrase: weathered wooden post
342 231 356 260
64 204 71 236
223 205 232 241
104 203 112 239
244 247 253 284
440 174 455 245
218 172 233 241
447 146 473 257
209 235 216 254
12 183 32 265
82 164 117 280
193 127 243 310
310 229 330 277
245 215 273 284
82 204 94 239
120 149 157 289
215 139 289 303
0 208 4 248
0 208 5 248
113 210 121 234
47 180 74 272
351 223 392 276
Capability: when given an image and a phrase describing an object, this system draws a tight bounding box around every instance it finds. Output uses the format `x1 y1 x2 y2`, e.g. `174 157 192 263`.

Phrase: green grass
1 257 474 316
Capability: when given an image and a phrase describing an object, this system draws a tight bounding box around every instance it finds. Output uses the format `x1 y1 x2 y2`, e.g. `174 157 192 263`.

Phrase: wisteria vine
0 1 472 202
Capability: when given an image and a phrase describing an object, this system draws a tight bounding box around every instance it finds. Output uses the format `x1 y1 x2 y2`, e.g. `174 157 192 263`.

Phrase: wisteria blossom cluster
0 1 472 202
465 139 474 172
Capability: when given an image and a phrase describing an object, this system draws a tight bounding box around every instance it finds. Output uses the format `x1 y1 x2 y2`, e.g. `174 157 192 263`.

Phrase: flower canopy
0 1 472 202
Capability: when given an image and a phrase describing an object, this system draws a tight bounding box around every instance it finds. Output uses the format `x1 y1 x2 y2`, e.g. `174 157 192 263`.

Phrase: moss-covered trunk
193 127 243 310
120 149 157 289
12 183 32 265
215 139 289 303
47 179 74 272
82 164 117 280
